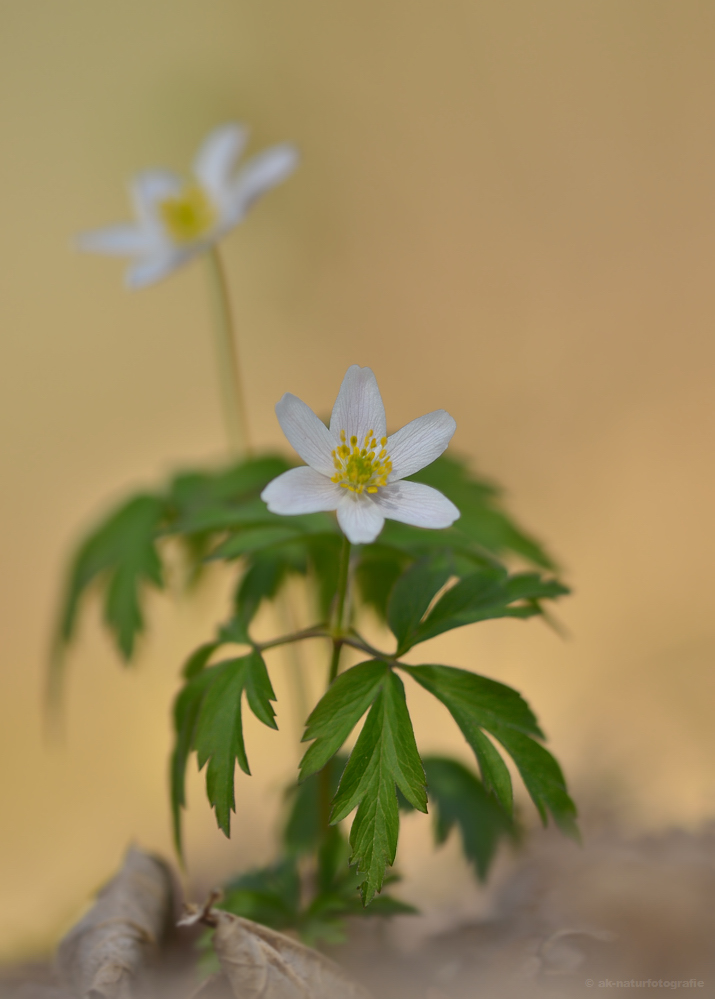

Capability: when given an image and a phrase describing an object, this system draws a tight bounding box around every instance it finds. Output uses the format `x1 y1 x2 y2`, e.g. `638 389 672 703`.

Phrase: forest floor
3 814 715 999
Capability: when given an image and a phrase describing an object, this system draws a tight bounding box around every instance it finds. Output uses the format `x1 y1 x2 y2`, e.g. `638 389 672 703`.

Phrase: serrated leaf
330 670 427 904
194 659 251 835
387 554 453 653
172 651 278 843
421 757 515 880
463 726 514 811
244 650 277 729
403 664 577 834
283 756 347 856
56 494 165 663
304 533 343 620
170 669 213 855
354 545 411 622
299 662 386 780
233 546 307 637
219 858 301 930
181 641 220 679
407 453 556 569
167 456 291 534
209 525 304 560
403 665 542 738
217 825 414 946
172 497 282 535
486 725 579 839
407 569 569 648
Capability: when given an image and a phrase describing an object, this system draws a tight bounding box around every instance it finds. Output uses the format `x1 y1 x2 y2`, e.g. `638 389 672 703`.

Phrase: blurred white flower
78 124 298 288
261 365 460 544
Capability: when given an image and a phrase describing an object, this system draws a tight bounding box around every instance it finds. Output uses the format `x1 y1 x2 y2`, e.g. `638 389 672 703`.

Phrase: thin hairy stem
205 246 252 457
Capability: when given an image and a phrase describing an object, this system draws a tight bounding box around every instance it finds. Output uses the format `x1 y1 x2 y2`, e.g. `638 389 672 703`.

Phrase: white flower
77 124 298 288
261 365 460 544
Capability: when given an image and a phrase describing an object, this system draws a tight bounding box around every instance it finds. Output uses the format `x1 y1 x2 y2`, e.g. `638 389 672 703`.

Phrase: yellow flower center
158 184 216 243
331 430 392 495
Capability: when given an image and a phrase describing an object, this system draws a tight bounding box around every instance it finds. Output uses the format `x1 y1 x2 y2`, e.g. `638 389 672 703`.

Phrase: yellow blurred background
1 0 715 960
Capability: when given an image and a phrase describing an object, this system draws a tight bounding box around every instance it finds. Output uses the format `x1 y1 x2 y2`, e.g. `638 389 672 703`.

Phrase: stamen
158 184 216 243
330 427 393 495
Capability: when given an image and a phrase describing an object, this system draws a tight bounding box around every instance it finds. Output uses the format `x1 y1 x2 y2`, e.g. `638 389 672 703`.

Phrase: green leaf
244 650 278 730
181 641 219 680
305 533 343 620
172 651 277 842
403 665 542 738
408 569 569 648
220 858 301 930
208 525 304 560
172 496 281 535
461 726 514 812
299 661 386 780
166 456 291 534
403 664 577 834
403 664 538 815
331 670 427 904
232 546 307 637
387 554 453 654
407 453 556 569
300 835 417 945
421 757 515 880
194 659 251 836
283 756 347 856
354 545 411 622
170 668 213 856
217 824 415 946
485 726 579 839
56 494 165 661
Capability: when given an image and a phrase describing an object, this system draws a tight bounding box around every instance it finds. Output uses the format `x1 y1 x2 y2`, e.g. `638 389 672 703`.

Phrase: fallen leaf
56 846 173 999
180 898 372 999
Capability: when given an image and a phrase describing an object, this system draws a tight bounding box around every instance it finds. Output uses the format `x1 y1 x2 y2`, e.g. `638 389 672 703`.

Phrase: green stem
205 246 252 457
255 625 328 653
255 627 394 665
321 535 351 836
275 589 310 756
328 536 351 684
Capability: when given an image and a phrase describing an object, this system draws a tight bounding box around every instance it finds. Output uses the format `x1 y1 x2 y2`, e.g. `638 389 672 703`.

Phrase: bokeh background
1 0 715 961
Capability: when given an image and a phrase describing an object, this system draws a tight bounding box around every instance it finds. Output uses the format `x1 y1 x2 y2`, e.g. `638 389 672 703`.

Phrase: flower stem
204 246 252 457
320 535 351 836
328 536 351 685
205 248 310 754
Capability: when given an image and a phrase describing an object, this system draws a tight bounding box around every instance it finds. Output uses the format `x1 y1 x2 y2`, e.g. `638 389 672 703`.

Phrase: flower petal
76 224 161 257
275 394 338 476
329 365 387 444
224 144 299 224
336 492 385 544
372 480 460 530
193 123 249 202
125 249 189 288
387 410 457 480
130 170 182 226
261 466 341 515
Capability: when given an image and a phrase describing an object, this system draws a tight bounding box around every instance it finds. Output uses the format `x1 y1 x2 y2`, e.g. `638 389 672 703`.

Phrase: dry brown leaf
56 846 173 999
180 899 373 999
